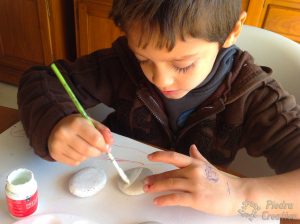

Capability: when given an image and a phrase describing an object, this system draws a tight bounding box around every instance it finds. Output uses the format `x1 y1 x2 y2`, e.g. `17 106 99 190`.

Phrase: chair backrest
231 26 300 177
236 25 300 103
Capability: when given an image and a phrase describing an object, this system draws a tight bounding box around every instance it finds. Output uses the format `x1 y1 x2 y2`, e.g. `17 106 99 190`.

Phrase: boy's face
127 31 220 99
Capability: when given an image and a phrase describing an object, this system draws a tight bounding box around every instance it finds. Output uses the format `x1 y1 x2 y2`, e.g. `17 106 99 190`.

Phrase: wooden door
0 0 53 85
0 0 75 85
74 0 122 57
246 0 300 43
242 0 250 11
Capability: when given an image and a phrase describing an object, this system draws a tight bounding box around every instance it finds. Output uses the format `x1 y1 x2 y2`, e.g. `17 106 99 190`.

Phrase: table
0 107 300 224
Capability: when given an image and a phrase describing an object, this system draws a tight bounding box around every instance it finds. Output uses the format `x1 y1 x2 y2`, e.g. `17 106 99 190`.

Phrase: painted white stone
117 167 153 196
69 167 107 198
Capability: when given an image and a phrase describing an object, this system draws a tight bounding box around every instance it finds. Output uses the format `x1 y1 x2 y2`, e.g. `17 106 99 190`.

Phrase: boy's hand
144 145 242 216
48 114 113 166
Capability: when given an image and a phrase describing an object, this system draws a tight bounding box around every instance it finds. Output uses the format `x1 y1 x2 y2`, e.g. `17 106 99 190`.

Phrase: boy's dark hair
110 0 242 50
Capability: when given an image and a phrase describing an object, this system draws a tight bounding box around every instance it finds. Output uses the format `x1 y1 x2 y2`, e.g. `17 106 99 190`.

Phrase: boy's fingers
61 152 83 166
101 129 114 146
92 119 109 131
144 177 190 193
68 135 102 157
93 120 114 146
148 151 192 168
189 144 208 162
78 122 108 152
153 192 193 208
51 151 81 167
64 145 88 161
144 169 185 185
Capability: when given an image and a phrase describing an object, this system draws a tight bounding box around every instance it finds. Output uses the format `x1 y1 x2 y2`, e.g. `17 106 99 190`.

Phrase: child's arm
145 145 300 218
18 49 122 161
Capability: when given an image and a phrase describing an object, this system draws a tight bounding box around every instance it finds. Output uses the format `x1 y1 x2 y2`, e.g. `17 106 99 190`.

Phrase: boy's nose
151 68 174 89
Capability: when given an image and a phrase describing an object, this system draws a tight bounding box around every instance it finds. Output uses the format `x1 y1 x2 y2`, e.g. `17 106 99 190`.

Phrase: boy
18 0 300 217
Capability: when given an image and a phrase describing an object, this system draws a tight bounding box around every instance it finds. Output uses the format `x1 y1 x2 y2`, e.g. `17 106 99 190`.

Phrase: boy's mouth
162 89 176 92
161 90 179 96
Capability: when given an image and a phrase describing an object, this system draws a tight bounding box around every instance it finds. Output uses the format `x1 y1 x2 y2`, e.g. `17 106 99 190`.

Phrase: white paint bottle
5 168 38 218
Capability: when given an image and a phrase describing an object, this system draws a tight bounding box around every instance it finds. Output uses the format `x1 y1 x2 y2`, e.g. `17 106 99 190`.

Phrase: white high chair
230 25 300 176
236 25 300 102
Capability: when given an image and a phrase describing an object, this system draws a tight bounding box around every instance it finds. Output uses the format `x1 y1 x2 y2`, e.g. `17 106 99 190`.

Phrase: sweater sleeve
17 49 123 161
241 78 300 174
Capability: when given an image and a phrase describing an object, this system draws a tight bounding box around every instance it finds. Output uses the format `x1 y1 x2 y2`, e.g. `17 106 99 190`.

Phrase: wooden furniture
74 0 122 57
0 0 75 86
242 0 251 12
0 106 19 134
245 0 300 43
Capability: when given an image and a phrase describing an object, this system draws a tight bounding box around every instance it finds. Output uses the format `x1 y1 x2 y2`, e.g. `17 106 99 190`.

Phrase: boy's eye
137 57 195 74
173 63 195 74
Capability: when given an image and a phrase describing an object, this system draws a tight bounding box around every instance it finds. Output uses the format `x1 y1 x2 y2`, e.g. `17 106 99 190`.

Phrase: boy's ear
222 11 247 48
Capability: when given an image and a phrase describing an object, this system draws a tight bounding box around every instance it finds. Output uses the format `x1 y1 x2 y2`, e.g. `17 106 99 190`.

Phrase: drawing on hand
226 181 231 196
204 164 219 182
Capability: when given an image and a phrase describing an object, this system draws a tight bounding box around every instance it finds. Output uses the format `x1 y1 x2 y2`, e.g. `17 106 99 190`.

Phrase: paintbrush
50 63 130 185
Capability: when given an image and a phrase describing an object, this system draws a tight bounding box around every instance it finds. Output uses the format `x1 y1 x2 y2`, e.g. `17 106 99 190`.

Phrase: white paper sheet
0 122 280 224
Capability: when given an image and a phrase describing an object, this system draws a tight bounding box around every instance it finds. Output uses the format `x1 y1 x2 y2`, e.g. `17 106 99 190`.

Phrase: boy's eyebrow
173 53 199 61
134 52 199 61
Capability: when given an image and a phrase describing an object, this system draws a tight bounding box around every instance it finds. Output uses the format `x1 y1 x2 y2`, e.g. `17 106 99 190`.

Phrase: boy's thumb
189 144 208 162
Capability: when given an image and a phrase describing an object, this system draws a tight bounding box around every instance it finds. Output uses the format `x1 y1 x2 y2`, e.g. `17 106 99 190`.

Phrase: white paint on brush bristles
107 146 130 184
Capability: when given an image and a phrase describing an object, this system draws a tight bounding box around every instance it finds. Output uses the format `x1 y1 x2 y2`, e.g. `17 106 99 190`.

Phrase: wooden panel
263 5 300 42
246 0 300 43
0 0 52 85
0 0 75 86
0 106 19 134
0 0 52 68
245 0 266 26
47 0 76 60
242 0 250 11
282 219 300 224
75 0 122 56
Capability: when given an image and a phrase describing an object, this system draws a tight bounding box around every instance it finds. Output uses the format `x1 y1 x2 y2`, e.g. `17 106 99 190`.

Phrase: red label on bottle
6 191 38 218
